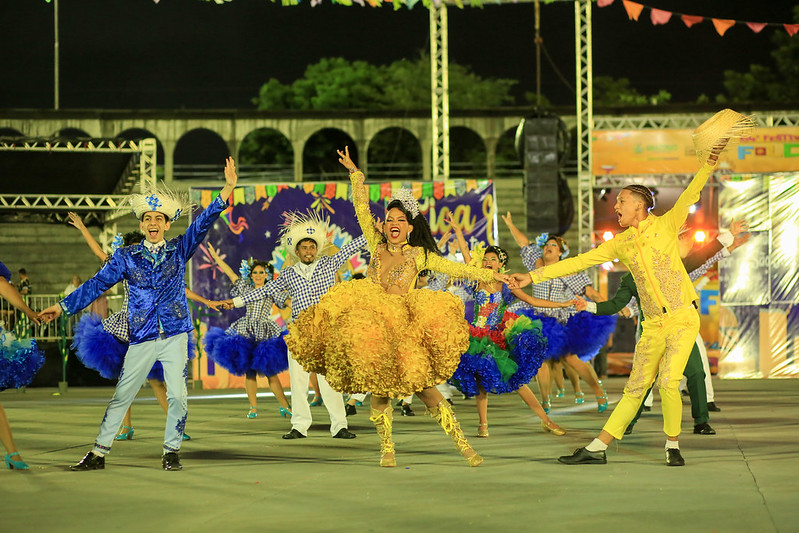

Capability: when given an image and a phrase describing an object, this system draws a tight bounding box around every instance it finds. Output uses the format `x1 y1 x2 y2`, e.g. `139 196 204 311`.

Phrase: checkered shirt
511 245 591 323
226 278 288 339
236 235 366 321
102 280 130 342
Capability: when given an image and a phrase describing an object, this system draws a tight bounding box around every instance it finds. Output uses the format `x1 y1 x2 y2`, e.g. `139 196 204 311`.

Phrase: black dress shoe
332 428 356 439
642 405 651 412
558 447 607 465
70 451 105 471
624 424 635 435
693 422 716 435
282 429 307 439
666 448 685 466
400 404 415 416
707 402 721 412
162 452 182 471
345 404 357 417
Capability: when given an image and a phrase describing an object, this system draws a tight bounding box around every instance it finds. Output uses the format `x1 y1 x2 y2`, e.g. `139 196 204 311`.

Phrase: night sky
0 0 796 110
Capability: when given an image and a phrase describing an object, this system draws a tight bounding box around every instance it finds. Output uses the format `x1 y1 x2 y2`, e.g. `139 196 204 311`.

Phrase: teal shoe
574 392 585 405
354 401 363 407
542 400 551 414
4 452 29 470
182 432 192 441
115 426 134 441
554 388 565 399
247 407 258 419
597 382 608 413
279 407 292 418
309 397 323 407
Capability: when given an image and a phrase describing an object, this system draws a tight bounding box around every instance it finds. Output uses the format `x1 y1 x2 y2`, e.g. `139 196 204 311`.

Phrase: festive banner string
601 0 798 37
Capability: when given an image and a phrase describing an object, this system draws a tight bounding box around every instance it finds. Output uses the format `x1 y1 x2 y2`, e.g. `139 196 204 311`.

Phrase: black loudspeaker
517 115 574 236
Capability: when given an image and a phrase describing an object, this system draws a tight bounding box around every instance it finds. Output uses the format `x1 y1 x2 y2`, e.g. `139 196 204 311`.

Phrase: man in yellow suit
513 110 753 467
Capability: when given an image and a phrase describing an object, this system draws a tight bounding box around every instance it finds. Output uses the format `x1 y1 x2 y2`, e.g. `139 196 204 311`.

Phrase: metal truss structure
0 137 157 250
430 3 450 181
575 0 593 254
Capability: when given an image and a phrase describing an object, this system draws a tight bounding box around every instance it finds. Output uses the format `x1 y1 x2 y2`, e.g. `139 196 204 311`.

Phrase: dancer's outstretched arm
511 288 574 309
501 211 531 248
207 244 239 284
68 212 108 262
0 277 40 324
445 213 472 264
185 288 230 312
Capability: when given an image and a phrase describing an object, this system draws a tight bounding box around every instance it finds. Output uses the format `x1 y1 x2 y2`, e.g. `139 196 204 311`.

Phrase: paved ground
1 377 796 533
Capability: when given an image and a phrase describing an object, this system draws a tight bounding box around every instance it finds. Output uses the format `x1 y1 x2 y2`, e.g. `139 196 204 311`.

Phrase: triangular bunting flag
622 0 644 21
712 18 735 36
785 24 799 37
232 188 245 206
681 14 703 28
201 189 212 209
746 22 767 34
596 0 614 7
650 8 672 26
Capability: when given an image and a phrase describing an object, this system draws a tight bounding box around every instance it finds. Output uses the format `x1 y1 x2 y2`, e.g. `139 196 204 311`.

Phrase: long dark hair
384 200 441 259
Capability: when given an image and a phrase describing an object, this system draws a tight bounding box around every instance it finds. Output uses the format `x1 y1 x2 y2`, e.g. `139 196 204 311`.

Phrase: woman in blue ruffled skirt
0 260 45 470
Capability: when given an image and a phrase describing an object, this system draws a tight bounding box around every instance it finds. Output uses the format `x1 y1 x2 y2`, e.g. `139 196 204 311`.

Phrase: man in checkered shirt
231 225 366 440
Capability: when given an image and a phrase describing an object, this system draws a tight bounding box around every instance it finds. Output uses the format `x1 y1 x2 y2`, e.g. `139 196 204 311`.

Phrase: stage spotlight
602 231 614 242
688 204 698 214
694 230 707 243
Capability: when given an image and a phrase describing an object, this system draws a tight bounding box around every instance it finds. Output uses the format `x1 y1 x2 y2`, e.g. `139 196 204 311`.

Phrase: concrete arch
116 127 165 163
56 127 92 138
302 127 357 181
238 127 294 181
173 128 230 180
365 126 422 181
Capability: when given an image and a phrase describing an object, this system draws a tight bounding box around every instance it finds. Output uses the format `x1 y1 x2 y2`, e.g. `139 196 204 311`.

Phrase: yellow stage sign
593 127 799 175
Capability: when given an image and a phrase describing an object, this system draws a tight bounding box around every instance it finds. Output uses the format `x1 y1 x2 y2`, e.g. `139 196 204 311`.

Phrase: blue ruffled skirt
513 309 569 361
203 327 288 377
0 327 45 391
72 313 196 381
565 311 617 362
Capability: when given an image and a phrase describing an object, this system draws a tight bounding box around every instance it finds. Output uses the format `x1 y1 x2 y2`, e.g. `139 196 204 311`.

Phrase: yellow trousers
603 307 700 439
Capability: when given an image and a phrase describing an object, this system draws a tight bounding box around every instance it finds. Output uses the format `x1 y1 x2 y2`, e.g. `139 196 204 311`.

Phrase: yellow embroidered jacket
351 171 495 293
529 164 715 321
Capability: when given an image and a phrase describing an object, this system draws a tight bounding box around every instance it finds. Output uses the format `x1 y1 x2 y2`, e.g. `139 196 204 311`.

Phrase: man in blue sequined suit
40 158 238 471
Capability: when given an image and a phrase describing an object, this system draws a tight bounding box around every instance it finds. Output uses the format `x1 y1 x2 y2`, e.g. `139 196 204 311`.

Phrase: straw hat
128 183 194 221
280 210 329 258
692 109 756 164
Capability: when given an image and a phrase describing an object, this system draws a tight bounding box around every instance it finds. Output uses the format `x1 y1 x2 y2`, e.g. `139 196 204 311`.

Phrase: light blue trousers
93 332 189 455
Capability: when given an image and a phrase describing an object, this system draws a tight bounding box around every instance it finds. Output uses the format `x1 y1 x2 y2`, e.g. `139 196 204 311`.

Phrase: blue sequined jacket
60 194 228 344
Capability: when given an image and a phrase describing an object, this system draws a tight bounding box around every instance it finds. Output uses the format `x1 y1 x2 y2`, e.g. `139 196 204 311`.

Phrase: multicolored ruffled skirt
513 308 570 361
449 311 547 396
286 279 470 398
203 328 288 377
0 326 45 392
71 313 196 381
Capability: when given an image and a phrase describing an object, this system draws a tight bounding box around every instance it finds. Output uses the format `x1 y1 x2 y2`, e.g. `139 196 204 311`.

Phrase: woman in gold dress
287 147 512 467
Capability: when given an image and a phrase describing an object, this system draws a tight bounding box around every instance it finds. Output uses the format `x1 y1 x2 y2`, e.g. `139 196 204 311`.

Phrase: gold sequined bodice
368 244 420 294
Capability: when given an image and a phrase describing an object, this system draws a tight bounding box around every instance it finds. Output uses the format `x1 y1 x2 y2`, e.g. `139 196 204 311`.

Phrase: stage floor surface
1 377 796 533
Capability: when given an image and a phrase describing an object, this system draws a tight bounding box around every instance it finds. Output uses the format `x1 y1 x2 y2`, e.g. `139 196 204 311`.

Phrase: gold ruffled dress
286 172 495 398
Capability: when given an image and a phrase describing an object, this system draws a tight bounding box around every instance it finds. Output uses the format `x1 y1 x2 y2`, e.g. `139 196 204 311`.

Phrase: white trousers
94 332 188 455
679 333 715 402
287 351 347 436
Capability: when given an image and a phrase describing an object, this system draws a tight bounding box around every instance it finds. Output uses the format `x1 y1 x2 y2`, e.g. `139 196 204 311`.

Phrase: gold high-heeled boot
427 400 483 467
369 406 396 467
